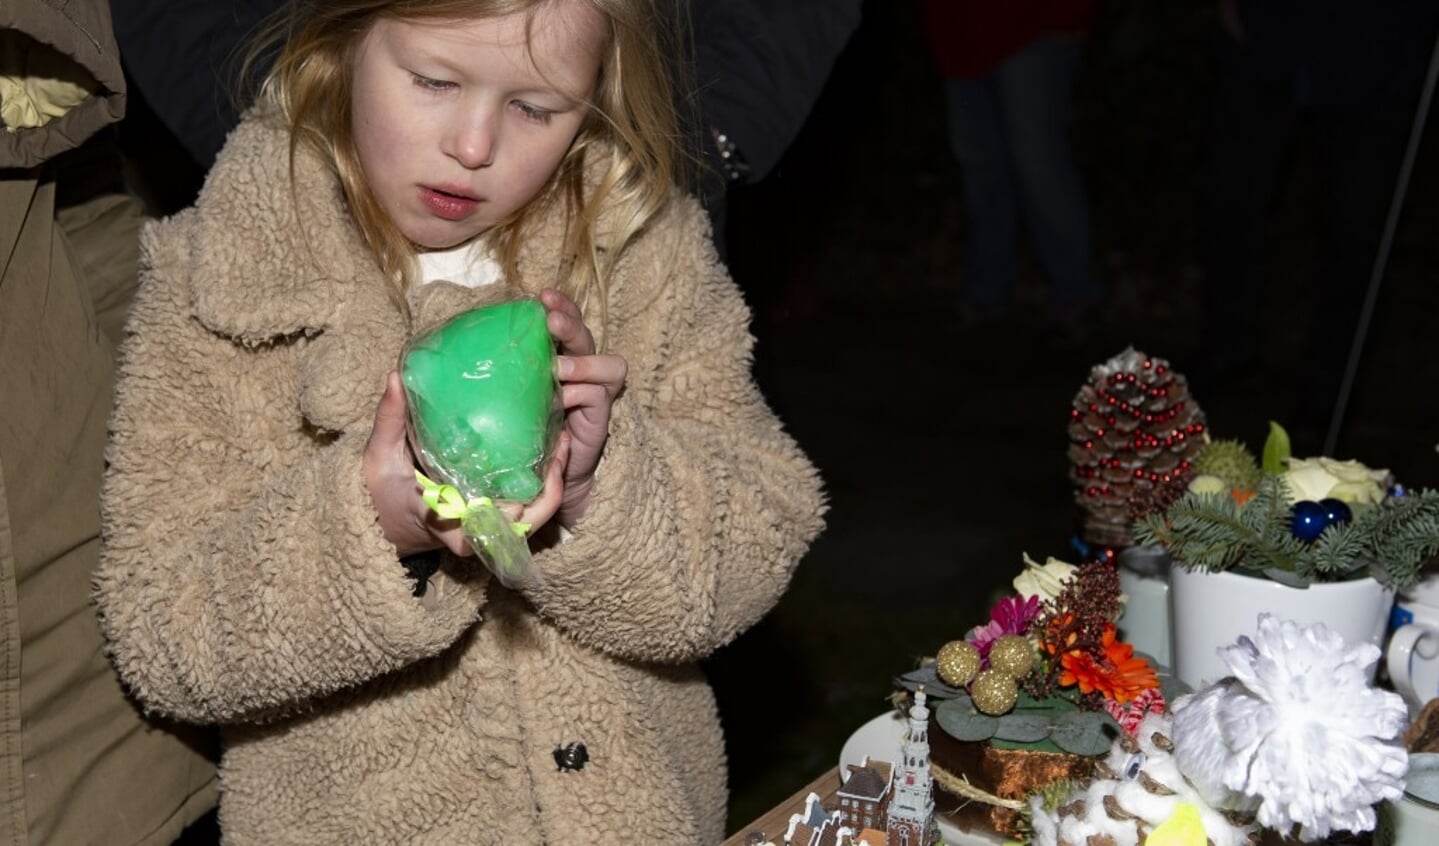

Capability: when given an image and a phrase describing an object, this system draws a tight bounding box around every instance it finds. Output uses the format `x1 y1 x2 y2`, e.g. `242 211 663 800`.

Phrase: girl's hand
364 372 568 557
365 372 471 558
540 288 626 527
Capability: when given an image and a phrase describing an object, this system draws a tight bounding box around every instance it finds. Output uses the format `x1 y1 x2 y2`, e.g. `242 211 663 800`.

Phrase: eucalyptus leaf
1011 690 1077 716
1132 653 1192 700
1048 712 1120 756
990 715 1052 743
894 666 967 699
935 696 1000 741
1159 671 1192 702
1055 709 1120 732
991 737 1066 754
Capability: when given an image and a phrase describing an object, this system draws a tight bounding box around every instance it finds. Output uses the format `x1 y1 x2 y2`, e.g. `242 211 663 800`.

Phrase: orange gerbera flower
1041 612 1079 656
1058 623 1160 705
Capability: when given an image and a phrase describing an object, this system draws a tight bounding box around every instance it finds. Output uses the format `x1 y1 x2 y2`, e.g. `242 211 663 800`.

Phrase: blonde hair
247 0 686 333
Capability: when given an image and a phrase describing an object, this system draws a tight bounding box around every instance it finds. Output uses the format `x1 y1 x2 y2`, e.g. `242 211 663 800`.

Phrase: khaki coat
96 113 826 844
1 0 218 842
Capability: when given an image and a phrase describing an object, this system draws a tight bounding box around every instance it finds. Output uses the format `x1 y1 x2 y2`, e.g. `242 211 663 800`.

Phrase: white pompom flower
1171 614 1409 841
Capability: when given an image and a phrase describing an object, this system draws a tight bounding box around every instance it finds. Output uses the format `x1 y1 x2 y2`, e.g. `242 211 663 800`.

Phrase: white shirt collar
416 242 502 288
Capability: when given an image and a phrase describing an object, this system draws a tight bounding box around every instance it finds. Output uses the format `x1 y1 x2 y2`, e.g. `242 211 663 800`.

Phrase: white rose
1281 457 1389 505
1015 553 1077 602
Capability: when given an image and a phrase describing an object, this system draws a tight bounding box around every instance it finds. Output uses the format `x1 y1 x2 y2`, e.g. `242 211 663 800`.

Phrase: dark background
123 0 1439 840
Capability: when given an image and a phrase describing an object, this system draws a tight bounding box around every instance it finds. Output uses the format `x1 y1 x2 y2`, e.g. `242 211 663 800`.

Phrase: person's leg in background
944 73 1020 322
993 34 1103 325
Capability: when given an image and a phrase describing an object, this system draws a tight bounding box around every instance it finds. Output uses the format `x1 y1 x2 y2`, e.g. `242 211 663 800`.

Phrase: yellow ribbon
414 471 530 536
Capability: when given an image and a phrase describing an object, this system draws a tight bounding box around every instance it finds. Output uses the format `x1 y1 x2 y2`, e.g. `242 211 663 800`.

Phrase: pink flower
966 595 1041 658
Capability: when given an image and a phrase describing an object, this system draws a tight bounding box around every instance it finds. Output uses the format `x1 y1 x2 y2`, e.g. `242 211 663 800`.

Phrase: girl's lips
419 186 479 221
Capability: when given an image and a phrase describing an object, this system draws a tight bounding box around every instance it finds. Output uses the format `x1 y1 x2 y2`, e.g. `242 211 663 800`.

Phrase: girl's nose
445 117 495 170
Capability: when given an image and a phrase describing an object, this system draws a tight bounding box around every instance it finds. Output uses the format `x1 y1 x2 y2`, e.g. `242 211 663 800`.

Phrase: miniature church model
885 687 936 846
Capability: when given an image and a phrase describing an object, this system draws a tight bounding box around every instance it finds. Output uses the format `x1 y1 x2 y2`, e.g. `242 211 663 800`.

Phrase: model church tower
885 687 936 846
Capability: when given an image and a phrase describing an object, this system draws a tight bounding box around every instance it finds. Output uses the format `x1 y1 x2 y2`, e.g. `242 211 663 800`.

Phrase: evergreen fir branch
1353 489 1439 591
1134 478 1304 573
1305 521 1369 581
1133 478 1439 590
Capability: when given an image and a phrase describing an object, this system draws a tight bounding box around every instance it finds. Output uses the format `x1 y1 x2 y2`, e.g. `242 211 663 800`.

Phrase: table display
725 346 1437 846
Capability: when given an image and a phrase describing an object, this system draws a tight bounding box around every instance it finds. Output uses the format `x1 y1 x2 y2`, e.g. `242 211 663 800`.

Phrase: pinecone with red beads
1068 348 1206 548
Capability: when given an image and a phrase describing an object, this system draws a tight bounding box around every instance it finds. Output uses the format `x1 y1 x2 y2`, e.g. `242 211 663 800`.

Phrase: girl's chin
407 226 487 252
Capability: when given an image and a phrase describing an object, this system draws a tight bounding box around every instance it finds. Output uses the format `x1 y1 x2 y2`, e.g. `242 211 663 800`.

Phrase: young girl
95 1 825 842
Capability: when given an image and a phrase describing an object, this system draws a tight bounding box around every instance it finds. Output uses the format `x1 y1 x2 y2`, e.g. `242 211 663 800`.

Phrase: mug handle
1387 623 1439 710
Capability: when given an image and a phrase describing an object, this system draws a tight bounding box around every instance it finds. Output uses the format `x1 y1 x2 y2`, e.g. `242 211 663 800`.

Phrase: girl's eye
514 101 554 124
411 73 455 92
1123 752 1146 780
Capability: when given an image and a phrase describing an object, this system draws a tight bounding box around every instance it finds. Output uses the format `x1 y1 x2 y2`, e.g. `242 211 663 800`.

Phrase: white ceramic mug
1377 753 1439 846
1169 567 1395 690
1117 568 1170 669
1385 584 1439 714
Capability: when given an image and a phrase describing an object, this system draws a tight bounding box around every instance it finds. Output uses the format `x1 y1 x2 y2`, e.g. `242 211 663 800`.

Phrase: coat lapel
182 115 406 433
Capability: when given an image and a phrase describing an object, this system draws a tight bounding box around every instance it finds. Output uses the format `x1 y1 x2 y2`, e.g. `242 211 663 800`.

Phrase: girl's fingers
428 518 474 558
541 289 595 356
517 431 570 529
556 354 626 395
560 383 612 425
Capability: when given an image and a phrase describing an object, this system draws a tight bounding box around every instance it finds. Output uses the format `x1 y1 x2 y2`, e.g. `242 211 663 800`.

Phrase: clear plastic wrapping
400 297 560 587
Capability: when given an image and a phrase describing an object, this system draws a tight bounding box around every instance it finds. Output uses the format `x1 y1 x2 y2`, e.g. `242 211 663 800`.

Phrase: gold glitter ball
935 640 981 688
988 635 1037 678
970 669 1018 716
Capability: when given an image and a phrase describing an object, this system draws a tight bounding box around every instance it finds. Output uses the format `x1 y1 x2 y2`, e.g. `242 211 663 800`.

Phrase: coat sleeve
95 221 486 725
523 201 826 663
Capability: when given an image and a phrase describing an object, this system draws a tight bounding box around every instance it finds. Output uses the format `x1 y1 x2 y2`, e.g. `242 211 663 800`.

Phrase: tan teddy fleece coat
95 113 825 845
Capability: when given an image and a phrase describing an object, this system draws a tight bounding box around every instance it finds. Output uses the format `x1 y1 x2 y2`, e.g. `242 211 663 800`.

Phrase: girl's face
351 5 607 250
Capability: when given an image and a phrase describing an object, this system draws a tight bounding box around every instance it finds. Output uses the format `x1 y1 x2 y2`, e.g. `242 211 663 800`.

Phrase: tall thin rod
1325 28 1439 455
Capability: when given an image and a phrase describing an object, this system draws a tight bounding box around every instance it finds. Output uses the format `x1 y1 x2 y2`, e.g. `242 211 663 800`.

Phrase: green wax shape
401 299 559 502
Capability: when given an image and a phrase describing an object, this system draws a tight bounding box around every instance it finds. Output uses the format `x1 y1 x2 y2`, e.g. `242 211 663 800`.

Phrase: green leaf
1159 672 1192 702
1011 690 1078 715
990 715 1052 743
1261 421 1292 476
991 737 1066 754
1261 566 1311 588
894 665 968 699
1048 712 1119 756
935 696 1000 741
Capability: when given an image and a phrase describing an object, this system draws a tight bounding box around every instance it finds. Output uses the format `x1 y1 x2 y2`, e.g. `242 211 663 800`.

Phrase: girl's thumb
371 371 409 443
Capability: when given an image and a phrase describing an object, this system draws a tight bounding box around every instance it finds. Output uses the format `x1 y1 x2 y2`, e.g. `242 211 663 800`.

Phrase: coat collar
183 113 390 344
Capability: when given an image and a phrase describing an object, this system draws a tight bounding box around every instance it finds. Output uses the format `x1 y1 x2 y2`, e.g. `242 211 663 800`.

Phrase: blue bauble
1291 500 1329 542
1318 497 1353 528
